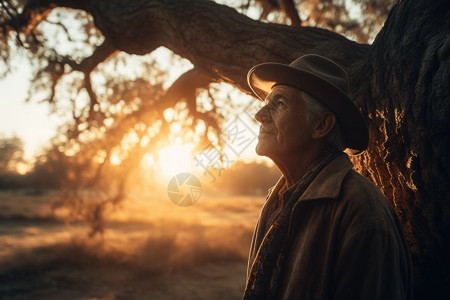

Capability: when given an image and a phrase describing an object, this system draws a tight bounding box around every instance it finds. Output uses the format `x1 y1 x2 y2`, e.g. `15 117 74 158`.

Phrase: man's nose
254 105 271 123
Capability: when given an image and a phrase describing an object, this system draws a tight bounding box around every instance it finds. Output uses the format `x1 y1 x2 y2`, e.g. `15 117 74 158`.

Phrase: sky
0 57 64 161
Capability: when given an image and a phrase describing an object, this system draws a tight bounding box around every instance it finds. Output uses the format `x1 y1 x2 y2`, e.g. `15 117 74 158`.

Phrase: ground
0 191 265 300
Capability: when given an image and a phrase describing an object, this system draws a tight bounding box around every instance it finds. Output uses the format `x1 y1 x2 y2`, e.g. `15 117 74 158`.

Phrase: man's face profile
254 85 314 162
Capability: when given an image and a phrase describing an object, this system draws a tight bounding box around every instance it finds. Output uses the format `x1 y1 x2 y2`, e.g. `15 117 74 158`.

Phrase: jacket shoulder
337 169 400 235
342 170 387 203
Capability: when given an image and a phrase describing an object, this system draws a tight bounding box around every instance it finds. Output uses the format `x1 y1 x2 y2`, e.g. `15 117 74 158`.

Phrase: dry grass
0 191 265 299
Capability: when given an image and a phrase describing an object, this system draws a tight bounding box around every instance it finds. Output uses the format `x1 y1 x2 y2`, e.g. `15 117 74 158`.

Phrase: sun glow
141 153 155 167
110 153 121 165
157 143 194 177
16 161 32 175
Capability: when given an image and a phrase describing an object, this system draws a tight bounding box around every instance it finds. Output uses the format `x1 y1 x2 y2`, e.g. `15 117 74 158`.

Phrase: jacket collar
269 153 353 202
299 153 353 201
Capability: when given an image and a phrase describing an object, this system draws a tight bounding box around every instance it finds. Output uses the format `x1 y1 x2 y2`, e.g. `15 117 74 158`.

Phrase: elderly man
243 54 412 299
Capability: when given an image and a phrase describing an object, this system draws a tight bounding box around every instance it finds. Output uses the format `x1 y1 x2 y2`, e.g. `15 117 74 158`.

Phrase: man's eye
277 100 287 107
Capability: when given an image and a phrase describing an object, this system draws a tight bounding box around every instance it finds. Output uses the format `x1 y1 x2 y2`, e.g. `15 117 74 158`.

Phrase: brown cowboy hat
247 54 369 155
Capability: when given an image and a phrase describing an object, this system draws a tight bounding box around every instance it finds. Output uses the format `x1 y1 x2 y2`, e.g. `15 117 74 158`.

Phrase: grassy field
0 191 265 300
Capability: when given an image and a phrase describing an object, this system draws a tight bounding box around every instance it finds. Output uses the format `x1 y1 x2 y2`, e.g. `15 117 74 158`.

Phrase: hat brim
247 62 369 155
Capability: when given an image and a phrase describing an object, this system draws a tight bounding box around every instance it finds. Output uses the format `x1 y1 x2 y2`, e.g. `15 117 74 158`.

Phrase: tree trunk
359 1 450 297
8 0 450 297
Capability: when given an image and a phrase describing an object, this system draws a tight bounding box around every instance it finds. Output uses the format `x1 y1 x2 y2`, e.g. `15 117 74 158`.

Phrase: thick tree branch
0 0 89 33
73 0 370 95
3 0 371 100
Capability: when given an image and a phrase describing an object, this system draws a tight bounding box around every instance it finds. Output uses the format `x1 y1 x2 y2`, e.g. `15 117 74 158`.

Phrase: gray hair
300 91 346 151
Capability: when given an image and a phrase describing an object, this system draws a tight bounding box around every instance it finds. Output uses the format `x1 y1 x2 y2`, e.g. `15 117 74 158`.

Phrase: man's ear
311 112 336 140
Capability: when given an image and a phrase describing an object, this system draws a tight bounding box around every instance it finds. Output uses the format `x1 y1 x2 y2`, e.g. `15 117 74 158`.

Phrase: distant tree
1 0 449 297
25 147 67 189
0 135 24 174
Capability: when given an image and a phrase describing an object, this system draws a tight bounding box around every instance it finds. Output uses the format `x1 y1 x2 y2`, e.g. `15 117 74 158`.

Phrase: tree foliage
0 135 23 174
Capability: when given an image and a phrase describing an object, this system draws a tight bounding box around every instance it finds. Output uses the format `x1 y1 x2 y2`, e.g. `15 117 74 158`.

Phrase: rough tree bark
362 1 450 297
2 0 449 298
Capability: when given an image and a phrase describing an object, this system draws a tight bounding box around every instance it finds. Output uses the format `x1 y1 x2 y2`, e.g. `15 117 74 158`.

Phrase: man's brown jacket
247 154 413 299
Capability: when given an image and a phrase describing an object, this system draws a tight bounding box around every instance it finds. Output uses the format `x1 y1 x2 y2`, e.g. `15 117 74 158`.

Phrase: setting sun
110 153 121 165
157 143 194 177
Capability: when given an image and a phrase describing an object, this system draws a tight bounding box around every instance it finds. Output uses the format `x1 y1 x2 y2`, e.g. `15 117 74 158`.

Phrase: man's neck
273 153 319 188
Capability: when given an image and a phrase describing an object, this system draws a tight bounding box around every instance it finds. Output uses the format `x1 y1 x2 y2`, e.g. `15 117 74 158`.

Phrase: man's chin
255 144 271 157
